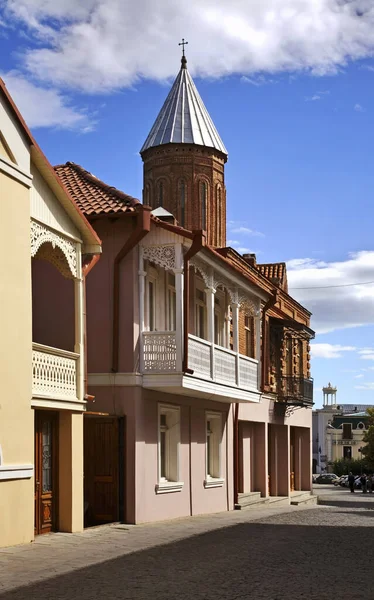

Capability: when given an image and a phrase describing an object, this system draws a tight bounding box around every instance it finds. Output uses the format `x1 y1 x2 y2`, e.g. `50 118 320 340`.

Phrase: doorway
34 410 59 535
84 416 123 527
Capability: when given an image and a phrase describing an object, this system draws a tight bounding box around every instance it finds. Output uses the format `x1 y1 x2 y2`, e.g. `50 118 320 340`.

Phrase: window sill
155 481 184 494
204 477 225 489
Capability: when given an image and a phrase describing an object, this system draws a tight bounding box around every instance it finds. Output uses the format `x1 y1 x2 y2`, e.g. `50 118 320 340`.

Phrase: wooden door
34 411 58 535
84 417 119 527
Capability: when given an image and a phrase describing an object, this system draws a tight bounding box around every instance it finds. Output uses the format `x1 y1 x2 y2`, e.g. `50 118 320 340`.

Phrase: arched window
157 181 164 207
179 179 186 227
144 184 151 206
200 181 207 231
216 185 222 244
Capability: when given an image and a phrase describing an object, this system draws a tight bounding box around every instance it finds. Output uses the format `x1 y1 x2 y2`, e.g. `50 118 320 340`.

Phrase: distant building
312 384 373 472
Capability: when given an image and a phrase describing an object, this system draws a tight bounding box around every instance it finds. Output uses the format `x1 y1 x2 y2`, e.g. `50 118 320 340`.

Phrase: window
214 296 223 346
205 412 224 488
147 279 156 331
216 186 222 244
156 405 183 494
286 338 293 375
200 181 207 230
343 446 352 459
179 180 186 227
343 423 352 440
196 288 206 339
244 315 253 358
166 273 176 331
298 340 304 376
157 181 164 207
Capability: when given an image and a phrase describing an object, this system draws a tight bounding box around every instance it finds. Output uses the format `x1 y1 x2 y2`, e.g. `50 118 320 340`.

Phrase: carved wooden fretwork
190 257 215 289
143 244 176 270
31 220 77 279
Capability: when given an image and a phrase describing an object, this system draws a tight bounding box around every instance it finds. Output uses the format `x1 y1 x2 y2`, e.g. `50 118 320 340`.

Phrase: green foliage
362 425 374 468
331 458 371 476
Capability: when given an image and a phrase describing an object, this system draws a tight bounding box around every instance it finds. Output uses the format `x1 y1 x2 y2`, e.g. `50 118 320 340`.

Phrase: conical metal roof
140 57 227 156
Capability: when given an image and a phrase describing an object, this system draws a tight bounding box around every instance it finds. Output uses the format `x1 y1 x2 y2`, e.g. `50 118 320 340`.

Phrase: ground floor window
156 404 183 494
204 412 224 488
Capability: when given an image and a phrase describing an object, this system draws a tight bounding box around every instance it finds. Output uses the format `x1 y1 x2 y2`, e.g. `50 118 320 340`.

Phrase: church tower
140 47 228 248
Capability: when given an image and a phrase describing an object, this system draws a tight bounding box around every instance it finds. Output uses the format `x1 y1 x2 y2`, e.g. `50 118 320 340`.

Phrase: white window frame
145 265 158 331
204 412 224 488
156 404 184 494
166 272 176 331
214 291 225 347
195 281 207 340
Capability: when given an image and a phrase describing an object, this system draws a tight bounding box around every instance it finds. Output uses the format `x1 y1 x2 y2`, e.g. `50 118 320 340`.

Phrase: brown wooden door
34 411 58 535
84 417 119 527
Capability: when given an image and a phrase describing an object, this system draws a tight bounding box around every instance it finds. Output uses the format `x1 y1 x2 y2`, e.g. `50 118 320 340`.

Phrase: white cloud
3 0 374 92
311 343 356 359
355 382 374 390
354 103 365 112
359 349 374 361
241 75 276 86
229 226 264 236
305 94 321 101
354 374 364 379
0 71 95 131
288 251 374 334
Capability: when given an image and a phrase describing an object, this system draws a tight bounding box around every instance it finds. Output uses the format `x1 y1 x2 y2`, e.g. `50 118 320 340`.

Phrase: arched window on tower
200 181 207 231
157 181 164 207
179 179 186 227
216 185 222 245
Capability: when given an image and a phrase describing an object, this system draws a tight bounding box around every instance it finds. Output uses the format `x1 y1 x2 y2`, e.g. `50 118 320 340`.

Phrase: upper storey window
179 180 186 227
216 186 222 244
157 181 164 207
200 181 207 231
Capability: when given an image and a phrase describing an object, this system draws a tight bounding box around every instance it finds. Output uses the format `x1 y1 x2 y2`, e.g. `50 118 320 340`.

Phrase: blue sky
2 0 374 407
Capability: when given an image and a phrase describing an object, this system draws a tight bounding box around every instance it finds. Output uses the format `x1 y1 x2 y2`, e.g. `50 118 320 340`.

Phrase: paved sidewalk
0 502 313 596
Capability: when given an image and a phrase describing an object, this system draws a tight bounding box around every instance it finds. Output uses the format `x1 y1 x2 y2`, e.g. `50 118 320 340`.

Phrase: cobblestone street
1 486 374 599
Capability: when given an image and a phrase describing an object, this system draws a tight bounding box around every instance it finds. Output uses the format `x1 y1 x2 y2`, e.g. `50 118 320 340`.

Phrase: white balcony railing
32 343 79 400
142 332 259 391
143 332 177 372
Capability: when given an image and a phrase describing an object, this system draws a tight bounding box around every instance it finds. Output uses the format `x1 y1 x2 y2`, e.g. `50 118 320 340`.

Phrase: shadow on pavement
1 520 374 600
318 498 374 510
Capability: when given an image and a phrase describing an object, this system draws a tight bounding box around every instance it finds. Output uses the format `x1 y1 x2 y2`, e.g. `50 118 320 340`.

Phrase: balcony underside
142 372 261 403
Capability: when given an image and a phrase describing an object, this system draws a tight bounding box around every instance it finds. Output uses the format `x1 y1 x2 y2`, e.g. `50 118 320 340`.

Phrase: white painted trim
155 481 184 494
32 342 80 360
88 373 143 387
204 478 225 489
31 216 82 244
0 464 34 481
31 398 85 412
0 156 32 187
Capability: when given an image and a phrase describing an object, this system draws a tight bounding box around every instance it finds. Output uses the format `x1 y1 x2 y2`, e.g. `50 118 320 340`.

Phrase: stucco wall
86 217 137 374
88 385 233 524
0 171 34 547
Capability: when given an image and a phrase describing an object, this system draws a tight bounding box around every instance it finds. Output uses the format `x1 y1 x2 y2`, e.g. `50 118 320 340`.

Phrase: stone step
237 492 268 510
267 496 290 507
290 491 318 506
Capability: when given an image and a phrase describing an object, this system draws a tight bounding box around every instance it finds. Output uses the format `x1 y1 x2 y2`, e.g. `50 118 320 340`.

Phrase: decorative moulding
143 244 176 271
0 465 34 481
31 219 77 279
155 481 184 494
204 477 225 489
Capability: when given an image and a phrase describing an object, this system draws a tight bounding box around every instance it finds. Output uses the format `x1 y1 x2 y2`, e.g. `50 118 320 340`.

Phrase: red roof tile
54 162 140 216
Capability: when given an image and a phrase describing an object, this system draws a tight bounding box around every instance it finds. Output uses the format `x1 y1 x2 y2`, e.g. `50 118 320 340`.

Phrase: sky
1 0 374 407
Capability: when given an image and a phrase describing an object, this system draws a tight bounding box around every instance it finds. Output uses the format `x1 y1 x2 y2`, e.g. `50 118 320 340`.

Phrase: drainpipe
261 292 278 392
112 206 151 373
234 402 240 508
82 253 101 401
182 230 206 373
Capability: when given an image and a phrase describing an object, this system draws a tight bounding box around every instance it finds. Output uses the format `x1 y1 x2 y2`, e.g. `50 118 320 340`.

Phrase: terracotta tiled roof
54 162 140 216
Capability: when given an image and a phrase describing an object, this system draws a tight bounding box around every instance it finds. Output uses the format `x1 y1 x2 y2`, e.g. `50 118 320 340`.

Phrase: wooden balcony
142 332 260 402
32 343 79 403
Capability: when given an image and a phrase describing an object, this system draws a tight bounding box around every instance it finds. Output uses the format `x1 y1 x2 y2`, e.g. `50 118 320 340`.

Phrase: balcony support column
255 315 261 389
174 244 184 372
138 247 146 373
231 302 240 386
74 244 84 402
205 286 216 379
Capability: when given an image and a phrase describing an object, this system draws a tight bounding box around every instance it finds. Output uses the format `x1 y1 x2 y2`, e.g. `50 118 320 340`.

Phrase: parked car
315 474 339 484
333 475 347 486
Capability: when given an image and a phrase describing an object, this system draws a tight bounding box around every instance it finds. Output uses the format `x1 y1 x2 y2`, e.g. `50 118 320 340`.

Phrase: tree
362 424 374 469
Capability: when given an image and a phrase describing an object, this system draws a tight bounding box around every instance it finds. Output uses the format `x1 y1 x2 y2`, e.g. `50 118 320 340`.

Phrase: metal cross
178 38 188 56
